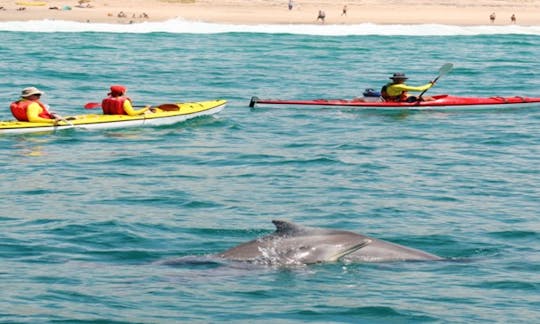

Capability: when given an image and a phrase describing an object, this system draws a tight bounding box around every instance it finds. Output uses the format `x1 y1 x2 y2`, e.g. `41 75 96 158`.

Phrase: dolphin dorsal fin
272 220 306 235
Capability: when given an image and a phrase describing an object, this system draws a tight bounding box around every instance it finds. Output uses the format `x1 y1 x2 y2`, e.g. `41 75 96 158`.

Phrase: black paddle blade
249 96 259 108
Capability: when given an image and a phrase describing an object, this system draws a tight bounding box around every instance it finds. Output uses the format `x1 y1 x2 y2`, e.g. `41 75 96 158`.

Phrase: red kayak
249 95 540 110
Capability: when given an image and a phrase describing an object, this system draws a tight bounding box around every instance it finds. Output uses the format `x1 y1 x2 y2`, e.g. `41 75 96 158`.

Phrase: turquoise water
1 22 540 323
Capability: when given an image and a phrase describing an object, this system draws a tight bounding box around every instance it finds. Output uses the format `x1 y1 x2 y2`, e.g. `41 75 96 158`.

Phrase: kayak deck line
249 95 540 110
0 100 226 135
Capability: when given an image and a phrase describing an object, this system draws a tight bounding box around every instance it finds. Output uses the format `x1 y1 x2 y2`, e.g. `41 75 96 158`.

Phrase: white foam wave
1 19 540 36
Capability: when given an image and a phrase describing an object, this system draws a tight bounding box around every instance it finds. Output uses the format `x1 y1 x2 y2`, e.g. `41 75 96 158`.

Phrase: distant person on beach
76 0 93 8
288 0 293 11
101 85 152 116
342 5 347 16
10 87 62 123
511 14 516 24
317 10 326 23
489 12 496 23
380 73 435 102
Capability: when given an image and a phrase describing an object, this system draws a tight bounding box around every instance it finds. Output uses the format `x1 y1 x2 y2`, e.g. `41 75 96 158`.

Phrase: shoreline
0 1 538 26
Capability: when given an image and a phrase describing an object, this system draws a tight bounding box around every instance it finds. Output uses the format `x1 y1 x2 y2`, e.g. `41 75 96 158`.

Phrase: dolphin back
218 220 442 264
272 220 308 236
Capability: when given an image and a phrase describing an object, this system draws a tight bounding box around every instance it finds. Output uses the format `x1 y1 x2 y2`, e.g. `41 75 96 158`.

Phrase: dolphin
217 220 442 265
217 220 372 265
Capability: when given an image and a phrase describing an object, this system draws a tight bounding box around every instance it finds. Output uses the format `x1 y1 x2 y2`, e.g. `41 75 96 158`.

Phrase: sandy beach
0 0 538 25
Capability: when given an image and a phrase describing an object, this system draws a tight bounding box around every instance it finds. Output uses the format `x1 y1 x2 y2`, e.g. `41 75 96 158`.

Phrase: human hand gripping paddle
51 113 74 127
45 103 74 127
417 63 454 102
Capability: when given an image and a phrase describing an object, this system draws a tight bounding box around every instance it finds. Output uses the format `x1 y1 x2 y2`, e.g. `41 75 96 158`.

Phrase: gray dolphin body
218 220 442 264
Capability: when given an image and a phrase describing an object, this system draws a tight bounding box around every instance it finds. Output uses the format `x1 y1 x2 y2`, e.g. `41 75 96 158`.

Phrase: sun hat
109 85 127 96
21 87 44 98
390 73 408 80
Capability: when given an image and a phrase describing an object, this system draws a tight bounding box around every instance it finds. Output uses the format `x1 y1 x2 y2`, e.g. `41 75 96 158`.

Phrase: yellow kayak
0 100 226 135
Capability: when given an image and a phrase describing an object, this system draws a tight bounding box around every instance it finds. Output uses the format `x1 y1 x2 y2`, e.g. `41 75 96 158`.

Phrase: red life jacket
380 83 408 102
10 99 53 121
102 96 131 115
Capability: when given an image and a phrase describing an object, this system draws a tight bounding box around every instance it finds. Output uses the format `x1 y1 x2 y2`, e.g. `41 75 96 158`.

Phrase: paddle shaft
49 111 74 127
84 102 180 112
418 63 453 100
84 102 147 109
58 117 74 127
418 78 439 99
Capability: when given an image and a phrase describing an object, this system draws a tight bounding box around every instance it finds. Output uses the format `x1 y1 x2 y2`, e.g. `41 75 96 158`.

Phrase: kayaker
380 73 435 102
10 87 63 123
101 85 151 116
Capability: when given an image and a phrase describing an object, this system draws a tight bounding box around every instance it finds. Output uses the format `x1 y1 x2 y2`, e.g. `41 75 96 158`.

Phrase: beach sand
0 0 538 25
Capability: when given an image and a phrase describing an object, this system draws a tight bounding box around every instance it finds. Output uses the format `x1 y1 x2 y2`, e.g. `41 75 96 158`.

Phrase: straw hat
21 87 44 98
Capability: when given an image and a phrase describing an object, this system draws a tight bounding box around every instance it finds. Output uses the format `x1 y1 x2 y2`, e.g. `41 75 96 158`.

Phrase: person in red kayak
10 87 63 123
381 73 435 102
101 85 151 116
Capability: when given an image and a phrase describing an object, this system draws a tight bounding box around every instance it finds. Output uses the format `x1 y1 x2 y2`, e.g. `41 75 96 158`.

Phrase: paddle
84 102 147 109
249 96 259 108
417 63 453 101
84 102 181 112
51 113 74 127
45 103 73 127
84 102 101 109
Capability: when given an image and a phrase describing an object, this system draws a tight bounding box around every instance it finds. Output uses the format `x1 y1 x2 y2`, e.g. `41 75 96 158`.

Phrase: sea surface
1 20 539 323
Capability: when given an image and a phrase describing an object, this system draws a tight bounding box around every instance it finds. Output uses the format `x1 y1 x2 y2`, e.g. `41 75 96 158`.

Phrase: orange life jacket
10 99 53 121
102 96 131 115
380 83 408 102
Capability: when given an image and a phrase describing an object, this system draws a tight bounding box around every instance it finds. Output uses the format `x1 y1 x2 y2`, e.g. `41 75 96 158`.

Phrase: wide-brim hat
390 73 408 80
21 86 44 97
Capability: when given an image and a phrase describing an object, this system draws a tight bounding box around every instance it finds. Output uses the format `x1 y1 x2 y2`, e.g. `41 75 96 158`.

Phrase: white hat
21 87 44 98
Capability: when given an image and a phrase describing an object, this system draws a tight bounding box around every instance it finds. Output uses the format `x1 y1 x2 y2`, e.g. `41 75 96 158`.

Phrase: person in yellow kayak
381 73 435 102
10 87 63 123
101 85 152 116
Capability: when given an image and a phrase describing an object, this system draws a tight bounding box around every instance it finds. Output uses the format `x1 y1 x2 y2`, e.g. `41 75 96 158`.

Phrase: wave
1 19 540 36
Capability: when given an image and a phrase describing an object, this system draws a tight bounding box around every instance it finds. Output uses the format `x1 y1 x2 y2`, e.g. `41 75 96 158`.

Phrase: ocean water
1 20 540 323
